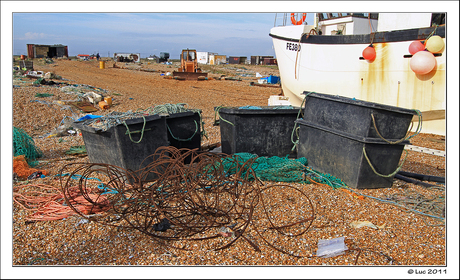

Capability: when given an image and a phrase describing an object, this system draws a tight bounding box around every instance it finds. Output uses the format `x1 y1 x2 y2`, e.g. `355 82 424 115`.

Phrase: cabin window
318 13 377 21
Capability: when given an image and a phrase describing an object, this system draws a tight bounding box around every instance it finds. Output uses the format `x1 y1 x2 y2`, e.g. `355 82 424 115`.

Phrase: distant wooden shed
228 56 247 64
263 58 277 65
27 44 68 59
251 56 274 65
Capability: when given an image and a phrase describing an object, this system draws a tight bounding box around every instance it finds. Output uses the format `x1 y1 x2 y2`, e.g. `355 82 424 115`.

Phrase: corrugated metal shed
263 58 277 65
251 56 274 65
228 56 247 64
26 44 68 59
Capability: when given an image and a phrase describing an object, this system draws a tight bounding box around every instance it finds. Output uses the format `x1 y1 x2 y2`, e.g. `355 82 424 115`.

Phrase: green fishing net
219 152 347 188
221 153 308 183
13 127 43 166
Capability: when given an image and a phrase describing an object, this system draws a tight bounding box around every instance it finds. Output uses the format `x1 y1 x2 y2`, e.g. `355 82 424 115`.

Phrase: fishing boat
269 13 446 135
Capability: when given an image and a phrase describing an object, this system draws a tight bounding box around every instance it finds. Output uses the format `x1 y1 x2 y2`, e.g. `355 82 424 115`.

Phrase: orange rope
13 155 49 180
304 176 364 200
13 183 110 221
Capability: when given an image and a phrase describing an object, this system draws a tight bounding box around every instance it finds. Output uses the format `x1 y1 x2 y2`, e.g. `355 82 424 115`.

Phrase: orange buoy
362 45 376 61
410 51 436 75
291 13 307 25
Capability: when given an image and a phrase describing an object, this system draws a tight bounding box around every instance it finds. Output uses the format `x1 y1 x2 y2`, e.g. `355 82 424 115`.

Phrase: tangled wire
59 146 316 257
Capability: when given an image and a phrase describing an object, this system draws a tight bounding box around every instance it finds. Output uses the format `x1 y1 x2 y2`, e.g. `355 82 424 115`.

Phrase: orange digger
173 49 208 80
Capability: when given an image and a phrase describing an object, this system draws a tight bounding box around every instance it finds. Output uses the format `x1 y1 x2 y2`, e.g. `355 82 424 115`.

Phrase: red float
408 41 425 55
362 45 376 61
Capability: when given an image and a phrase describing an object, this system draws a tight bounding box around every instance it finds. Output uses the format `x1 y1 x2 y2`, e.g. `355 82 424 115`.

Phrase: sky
11 11 313 59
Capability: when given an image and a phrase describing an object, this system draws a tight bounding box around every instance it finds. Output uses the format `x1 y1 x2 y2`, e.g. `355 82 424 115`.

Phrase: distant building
197 52 218 64
113 53 141 63
263 58 277 65
77 54 90 60
209 54 227 65
251 56 274 65
27 44 68 59
228 56 247 64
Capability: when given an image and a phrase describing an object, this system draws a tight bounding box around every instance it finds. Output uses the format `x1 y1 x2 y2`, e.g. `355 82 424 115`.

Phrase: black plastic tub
74 114 168 181
302 91 417 139
166 111 202 162
296 119 410 189
217 106 300 157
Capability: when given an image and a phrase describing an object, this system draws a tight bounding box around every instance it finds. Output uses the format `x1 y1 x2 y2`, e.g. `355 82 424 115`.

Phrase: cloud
22 32 47 40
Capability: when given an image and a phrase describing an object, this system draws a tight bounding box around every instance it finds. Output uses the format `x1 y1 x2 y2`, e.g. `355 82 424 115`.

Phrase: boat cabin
316 13 446 35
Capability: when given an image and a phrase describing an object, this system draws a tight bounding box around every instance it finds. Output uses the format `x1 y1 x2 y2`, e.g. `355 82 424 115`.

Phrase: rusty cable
60 146 317 256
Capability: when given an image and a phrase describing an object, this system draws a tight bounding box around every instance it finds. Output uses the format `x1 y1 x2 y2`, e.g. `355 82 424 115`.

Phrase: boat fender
425 35 445 54
410 51 436 75
362 45 376 61
409 40 425 55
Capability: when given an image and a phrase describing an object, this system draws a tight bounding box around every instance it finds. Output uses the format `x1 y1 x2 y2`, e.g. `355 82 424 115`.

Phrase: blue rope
238 106 262 109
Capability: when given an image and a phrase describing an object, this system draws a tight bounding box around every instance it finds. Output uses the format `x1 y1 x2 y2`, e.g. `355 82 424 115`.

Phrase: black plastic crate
217 106 300 157
166 111 201 151
74 114 168 181
166 111 202 163
302 91 417 140
296 119 410 189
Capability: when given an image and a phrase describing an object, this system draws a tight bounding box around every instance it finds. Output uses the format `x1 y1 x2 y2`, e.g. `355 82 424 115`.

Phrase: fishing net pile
221 152 346 188
78 103 201 132
221 153 308 182
13 126 43 167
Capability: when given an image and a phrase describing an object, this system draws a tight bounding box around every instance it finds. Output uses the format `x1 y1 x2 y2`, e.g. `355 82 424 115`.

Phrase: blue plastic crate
267 75 280 84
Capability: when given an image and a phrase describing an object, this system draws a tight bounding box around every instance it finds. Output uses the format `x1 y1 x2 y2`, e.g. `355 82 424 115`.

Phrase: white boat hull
270 25 446 135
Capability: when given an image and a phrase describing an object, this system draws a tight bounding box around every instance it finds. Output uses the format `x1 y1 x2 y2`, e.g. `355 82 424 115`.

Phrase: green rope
198 110 208 140
123 116 146 143
167 120 199 142
304 166 347 189
363 147 409 178
80 103 206 140
407 109 423 140
423 25 439 44
290 92 310 150
65 145 87 155
371 109 422 144
148 103 207 140
34 93 54 98
214 106 235 126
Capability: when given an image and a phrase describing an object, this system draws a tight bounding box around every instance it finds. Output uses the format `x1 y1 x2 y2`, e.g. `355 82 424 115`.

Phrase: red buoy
362 45 376 61
408 41 425 55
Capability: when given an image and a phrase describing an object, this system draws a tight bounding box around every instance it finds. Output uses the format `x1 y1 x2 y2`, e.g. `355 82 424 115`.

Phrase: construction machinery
156 52 170 63
173 49 208 80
